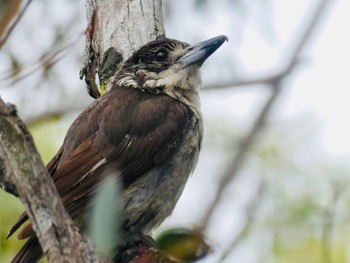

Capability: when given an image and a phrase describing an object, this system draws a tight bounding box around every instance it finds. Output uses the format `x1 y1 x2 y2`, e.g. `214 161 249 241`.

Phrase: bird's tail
11 236 43 263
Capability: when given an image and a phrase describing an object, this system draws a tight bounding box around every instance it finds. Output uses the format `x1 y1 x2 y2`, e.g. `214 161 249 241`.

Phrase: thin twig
218 180 265 263
0 0 32 49
203 62 300 90
0 34 81 87
200 80 283 230
321 183 347 263
204 0 335 91
199 0 336 231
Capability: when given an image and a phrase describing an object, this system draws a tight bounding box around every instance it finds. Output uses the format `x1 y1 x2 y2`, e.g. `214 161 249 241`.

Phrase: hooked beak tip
180 35 228 68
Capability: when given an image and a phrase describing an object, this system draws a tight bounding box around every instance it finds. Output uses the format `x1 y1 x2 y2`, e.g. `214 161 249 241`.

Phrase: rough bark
0 98 100 263
0 0 166 262
81 0 165 95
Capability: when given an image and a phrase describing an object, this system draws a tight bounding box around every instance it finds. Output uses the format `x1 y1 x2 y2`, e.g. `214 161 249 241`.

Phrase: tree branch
0 97 101 262
0 0 166 262
321 182 347 263
0 0 32 49
199 0 335 232
217 181 264 263
203 61 300 90
204 0 335 91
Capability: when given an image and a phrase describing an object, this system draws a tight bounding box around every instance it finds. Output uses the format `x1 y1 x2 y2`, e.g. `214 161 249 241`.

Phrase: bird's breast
121 107 203 234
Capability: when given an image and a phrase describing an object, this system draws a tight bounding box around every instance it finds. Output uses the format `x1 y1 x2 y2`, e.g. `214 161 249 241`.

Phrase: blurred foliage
273 237 346 263
88 177 120 259
156 228 211 262
201 114 350 262
28 115 66 163
0 191 25 262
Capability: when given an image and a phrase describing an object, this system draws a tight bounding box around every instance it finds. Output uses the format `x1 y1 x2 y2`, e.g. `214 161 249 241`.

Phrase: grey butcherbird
9 35 227 262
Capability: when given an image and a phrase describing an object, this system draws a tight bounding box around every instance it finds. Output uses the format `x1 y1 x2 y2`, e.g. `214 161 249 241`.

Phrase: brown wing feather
9 86 190 240
53 140 104 195
57 88 190 215
96 88 190 186
46 145 64 174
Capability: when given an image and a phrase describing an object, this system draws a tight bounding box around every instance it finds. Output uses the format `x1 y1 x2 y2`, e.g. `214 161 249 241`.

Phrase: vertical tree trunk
81 0 165 95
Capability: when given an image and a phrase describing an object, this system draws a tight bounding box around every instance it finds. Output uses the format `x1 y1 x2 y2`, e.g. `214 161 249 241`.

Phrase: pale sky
164 2 350 261
196 0 350 156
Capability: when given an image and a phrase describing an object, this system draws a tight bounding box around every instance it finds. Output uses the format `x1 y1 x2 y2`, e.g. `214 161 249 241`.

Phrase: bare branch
204 0 335 91
1 0 166 261
199 0 336 230
23 93 92 126
0 0 32 49
203 60 301 90
321 183 347 263
218 180 264 263
0 97 100 262
0 34 81 87
200 80 283 230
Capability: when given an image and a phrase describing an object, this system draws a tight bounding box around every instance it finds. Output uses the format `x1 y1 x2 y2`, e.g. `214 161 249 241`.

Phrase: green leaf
156 228 211 262
88 176 120 258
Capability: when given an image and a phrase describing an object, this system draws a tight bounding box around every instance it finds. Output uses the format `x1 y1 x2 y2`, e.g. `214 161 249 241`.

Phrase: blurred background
1 0 350 262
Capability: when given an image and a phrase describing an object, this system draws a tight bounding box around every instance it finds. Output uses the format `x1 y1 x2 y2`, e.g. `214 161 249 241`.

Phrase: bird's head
115 35 227 106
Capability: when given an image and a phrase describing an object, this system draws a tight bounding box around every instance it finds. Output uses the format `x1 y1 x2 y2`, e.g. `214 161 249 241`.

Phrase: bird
8 35 228 262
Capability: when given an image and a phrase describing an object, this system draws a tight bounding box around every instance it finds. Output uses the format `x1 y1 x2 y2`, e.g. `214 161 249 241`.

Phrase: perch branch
0 97 100 263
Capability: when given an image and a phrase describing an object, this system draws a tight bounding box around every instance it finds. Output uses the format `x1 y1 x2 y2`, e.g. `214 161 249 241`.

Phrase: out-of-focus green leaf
0 191 25 262
156 228 211 262
29 115 66 164
88 176 120 259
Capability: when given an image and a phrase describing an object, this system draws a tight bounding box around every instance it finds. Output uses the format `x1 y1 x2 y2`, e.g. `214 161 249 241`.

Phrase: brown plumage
8 35 227 262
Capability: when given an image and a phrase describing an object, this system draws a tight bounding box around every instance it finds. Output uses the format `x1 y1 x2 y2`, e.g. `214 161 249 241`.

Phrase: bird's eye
155 51 167 62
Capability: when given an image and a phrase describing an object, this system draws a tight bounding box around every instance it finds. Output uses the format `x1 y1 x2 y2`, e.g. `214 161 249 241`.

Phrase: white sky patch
277 0 350 155
199 0 350 156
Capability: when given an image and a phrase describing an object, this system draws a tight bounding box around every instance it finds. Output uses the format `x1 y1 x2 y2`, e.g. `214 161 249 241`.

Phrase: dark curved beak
179 35 228 68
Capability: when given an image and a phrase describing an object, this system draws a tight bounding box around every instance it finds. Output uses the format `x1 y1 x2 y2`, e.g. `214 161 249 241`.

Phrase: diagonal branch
0 0 166 262
217 180 264 263
200 80 283 230
321 182 348 263
199 0 336 231
0 97 101 263
0 0 32 49
204 0 335 91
